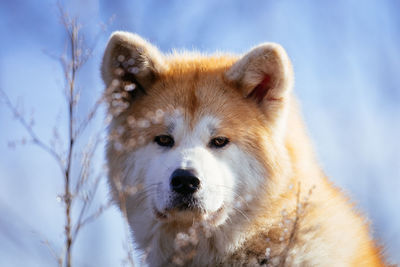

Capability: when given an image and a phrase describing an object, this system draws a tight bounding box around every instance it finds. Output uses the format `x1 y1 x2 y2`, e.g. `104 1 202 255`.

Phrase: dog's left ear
225 43 293 123
101 31 166 96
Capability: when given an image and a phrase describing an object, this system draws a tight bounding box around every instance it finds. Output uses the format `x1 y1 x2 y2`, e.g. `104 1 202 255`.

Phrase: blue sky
0 0 399 266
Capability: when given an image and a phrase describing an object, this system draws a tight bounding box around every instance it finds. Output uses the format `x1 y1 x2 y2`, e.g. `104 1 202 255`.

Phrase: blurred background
0 0 399 266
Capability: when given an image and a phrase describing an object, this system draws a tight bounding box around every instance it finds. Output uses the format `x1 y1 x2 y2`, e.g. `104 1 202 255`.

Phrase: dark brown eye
154 135 174 147
209 136 230 148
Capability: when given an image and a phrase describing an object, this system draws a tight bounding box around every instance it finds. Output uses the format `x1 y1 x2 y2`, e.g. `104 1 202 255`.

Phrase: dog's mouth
152 201 203 221
153 208 198 223
172 195 202 211
153 206 168 220
153 202 226 226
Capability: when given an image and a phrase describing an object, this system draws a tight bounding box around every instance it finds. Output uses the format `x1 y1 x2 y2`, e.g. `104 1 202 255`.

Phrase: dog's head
102 32 293 228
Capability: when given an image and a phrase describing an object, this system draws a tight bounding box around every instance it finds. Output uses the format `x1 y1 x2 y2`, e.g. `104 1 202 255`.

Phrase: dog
101 31 386 266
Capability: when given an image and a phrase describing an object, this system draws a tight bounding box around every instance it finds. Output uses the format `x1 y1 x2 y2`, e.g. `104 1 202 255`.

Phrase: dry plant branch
277 183 315 267
0 90 64 171
0 5 111 267
278 183 303 267
115 177 136 266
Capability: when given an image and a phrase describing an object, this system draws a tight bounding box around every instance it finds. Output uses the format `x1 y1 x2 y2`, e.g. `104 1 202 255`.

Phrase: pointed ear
101 31 166 96
225 43 293 123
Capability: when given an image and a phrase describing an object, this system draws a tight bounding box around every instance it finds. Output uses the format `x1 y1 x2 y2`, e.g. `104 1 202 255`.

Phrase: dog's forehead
164 110 220 139
148 67 232 129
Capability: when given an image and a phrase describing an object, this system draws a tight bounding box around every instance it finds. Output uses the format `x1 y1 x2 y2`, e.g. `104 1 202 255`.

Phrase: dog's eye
209 137 230 148
154 135 174 147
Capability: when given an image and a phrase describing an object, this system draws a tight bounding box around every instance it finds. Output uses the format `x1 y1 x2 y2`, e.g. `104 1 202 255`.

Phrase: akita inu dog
101 32 386 266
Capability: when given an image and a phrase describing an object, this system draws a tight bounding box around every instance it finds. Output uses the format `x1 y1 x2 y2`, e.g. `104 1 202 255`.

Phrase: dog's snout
170 169 200 195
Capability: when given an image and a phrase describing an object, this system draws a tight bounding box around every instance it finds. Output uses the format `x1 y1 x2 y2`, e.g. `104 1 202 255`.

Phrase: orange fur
102 32 386 266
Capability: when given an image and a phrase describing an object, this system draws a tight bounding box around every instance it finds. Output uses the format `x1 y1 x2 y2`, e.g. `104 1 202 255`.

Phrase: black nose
170 169 200 195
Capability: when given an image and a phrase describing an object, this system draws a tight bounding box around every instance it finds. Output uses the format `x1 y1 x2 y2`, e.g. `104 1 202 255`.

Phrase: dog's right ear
225 43 293 130
101 31 166 97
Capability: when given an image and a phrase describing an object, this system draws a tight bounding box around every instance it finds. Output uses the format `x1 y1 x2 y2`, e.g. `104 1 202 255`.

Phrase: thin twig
74 96 105 139
279 183 302 266
75 200 113 238
0 90 64 171
41 239 62 267
117 177 136 266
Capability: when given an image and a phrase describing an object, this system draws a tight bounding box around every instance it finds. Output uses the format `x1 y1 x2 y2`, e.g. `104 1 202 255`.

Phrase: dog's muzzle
170 168 201 210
